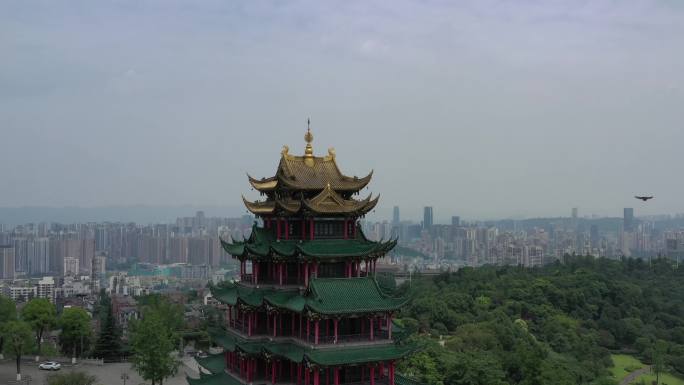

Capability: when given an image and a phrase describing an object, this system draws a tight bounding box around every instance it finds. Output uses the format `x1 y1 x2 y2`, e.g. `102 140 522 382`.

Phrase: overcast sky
1 1 683 222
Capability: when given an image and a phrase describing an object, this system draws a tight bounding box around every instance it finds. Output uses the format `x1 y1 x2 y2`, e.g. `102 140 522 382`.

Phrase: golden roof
249 126 372 192
242 184 378 216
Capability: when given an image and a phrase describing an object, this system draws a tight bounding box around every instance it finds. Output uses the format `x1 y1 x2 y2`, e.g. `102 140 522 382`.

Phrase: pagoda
189 125 415 385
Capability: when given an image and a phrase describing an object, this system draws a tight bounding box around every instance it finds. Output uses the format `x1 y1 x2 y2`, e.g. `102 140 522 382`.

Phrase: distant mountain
0 205 244 226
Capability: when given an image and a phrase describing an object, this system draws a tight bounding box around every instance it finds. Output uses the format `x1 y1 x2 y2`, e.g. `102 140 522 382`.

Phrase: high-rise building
63 257 79 276
423 206 434 229
590 225 599 249
203 128 412 385
27 238 50 275
451 216 460 227
392 206 400 226
92 255 106 293
0 245 15 279
624 208 634 232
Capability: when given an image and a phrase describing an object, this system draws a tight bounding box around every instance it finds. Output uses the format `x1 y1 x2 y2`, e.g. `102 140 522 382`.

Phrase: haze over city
2 1 683 221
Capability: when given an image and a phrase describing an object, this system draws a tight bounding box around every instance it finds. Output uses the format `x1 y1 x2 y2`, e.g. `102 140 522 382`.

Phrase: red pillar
315 320 320 344
299 313 303 338
285 219 289 240
304 262 309 287
356 261 361 277
254 262 259 285
371 366 375 385
388 314 393 339
379 362 384 378
273 313 278 337
305 368 310 385
297 363 302 385
314 369 320 385
248 313 253 336
343 219 348 239
279 263 284 286
277 218 281 240
370 317 374 340
333 318 338 344
390 361 395 385
272 360 276 384
334 367 339 385
365 260 369 275
310 218 314 240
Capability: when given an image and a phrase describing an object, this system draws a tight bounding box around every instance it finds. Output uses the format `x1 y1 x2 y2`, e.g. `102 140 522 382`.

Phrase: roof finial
304 118 314 160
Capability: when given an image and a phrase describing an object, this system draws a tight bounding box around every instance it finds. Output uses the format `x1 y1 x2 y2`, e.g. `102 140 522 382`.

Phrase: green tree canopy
92 294 122 360
2 320 34 380
130 309 179 385
0 294 17 358
58 307 92 358
21 298 56 358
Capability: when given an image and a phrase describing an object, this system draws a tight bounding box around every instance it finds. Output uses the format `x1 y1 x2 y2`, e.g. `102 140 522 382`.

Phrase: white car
38 361 61 370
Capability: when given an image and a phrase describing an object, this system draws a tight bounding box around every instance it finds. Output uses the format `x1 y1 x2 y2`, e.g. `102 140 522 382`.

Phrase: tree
93 296 122 360
130 310 179 385
2 320 34 381
446 351 508 385
652 339 667 384
58 307 92 362
0 294 17 360
21 298 56 361
138 294 185 354
46 371 99 385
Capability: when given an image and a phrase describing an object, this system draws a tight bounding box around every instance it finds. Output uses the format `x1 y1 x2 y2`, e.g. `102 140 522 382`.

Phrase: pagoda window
317 262 346 278
314 220 345 239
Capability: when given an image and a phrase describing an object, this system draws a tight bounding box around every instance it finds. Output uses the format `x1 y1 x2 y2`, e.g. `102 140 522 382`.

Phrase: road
620 365 651 385
0 359 196 385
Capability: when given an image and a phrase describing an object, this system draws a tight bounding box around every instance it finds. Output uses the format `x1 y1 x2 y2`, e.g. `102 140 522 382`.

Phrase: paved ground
0 359 197 385
620 365 652 385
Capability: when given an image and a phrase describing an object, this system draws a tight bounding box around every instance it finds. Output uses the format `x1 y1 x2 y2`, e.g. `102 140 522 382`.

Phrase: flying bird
634 196 654 201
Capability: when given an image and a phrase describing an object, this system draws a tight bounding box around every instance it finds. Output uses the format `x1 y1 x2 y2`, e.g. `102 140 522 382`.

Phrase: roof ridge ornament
304 118 315 166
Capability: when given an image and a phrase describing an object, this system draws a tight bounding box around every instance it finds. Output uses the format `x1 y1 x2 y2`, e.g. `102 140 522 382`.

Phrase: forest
395 256 684 385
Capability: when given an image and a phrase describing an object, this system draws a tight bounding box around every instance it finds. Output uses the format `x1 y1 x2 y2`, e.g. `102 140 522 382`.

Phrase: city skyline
0 201 670 227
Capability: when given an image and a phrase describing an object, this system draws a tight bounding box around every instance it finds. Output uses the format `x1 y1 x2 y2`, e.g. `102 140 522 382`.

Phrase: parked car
38 361 61 370
196 351 208 358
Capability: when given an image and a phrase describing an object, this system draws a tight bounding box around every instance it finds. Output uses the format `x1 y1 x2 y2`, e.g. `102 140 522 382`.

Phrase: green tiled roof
208 329 236 350
307 277 407 315
211 277 406 315
265 342 306 362
196 353 225 374
207 329 414 367
307 344 415 366
265 290 307 312
220 225 396 260
187 372 242 385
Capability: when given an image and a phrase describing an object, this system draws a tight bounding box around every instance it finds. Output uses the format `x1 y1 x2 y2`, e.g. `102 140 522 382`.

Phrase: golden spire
304 118 314 162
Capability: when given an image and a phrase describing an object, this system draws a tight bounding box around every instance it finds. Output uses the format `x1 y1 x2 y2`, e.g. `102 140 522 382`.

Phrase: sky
1 0 683 223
